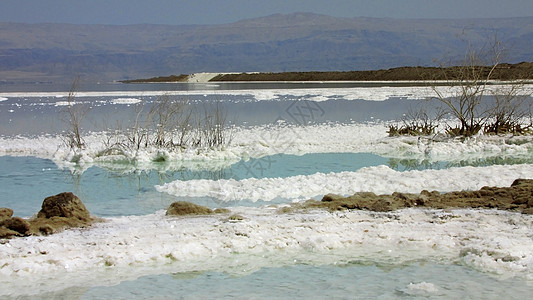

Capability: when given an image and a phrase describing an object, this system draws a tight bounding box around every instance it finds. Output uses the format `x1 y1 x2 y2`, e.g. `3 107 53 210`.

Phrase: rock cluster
165 201 230 216
0 192 95 239
300 179 533 214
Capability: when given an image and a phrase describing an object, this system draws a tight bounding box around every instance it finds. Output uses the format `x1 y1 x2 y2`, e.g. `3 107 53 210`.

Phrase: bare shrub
189 100 230 148
148 95 191 149
430 31 531 137
483 83 533 135
100 94 231 157
61 77 90 150
388 106 442 136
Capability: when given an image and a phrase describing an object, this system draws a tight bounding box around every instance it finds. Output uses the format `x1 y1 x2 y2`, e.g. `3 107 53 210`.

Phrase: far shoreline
119 62 533 84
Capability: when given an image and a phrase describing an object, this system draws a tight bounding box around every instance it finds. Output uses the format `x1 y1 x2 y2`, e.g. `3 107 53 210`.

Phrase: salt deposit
110 98 142 105
0 208 531 296
1 122 532 173
1 84 531 103
156 164 533 201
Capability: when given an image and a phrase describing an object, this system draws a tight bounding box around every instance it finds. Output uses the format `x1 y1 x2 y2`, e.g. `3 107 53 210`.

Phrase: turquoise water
0 153 388 217
38 262 533 299
3 153 533 217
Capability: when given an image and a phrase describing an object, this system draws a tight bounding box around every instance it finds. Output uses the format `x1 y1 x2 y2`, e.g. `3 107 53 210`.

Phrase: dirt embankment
212 62 533 82
120 62 533 83
119 74 189 83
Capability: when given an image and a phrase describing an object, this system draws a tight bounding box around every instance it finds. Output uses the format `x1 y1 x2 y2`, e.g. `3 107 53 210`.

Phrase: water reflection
388 155 533 171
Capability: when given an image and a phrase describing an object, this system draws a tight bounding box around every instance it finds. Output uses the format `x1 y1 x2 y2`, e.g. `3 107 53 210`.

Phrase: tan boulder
166 201 214 216
29 192 95 235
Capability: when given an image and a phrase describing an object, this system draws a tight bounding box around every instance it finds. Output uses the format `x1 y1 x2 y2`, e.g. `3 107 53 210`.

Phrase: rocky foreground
2 179 532 238
0 192 96 239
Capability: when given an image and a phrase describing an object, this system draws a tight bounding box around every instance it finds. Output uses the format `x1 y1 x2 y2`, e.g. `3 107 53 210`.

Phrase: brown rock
1 193 95 238
296 178 533 214
479 187 495 197
371 199 394 212
1 217 30 236
392 192 423 207
321 194 343 202
511 179 533 187
0 208 14 222
0 227 20 238
511 190 531 205
521 207 533 214
29 192 94 235
166 201 213 216
228 214 245 221
37 192 91 221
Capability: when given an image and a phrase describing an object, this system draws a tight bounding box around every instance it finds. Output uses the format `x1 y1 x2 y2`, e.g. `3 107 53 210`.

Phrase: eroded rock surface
166 201 231 216
1 192 95 238
166 201 214 216
298 179 533 214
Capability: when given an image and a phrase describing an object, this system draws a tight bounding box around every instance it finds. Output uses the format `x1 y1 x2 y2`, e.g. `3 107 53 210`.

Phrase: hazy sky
1 0 532 25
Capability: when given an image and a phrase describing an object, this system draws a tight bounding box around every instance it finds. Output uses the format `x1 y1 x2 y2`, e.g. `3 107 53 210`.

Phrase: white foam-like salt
1 84 531 102
110 98 142 105
1 122 532 173
156 164 533 201
0 208 531 296
54 101 74 106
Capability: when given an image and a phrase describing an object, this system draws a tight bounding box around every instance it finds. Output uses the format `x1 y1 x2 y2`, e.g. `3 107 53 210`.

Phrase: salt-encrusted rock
166 201 213 216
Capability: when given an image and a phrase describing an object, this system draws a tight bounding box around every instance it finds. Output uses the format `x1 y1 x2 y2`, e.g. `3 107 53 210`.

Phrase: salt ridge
156 164 533 201
1 122 532 173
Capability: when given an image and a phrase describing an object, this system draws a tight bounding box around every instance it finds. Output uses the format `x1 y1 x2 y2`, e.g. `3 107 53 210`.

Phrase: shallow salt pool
3 152 533 217
0 153 404 216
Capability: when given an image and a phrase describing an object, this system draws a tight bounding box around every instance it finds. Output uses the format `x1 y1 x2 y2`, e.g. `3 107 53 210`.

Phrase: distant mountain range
1 12 532 83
